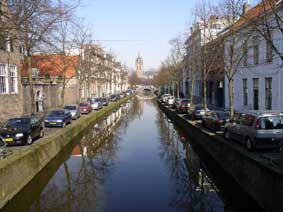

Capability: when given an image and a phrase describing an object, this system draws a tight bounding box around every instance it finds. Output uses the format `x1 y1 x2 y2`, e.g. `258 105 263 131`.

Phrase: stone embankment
158 100 283 212
0 94 135 209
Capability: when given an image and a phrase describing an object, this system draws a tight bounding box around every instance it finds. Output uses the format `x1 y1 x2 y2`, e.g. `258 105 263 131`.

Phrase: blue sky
76 0 258 71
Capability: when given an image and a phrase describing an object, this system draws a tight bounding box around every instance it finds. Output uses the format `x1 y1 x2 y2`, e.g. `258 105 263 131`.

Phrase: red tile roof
21 54 78 78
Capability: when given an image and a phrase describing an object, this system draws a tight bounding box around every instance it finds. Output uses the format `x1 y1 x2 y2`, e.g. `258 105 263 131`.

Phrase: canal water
2 98 262 212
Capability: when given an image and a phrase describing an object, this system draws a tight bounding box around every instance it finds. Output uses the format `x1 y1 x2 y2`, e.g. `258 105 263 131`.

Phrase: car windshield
79 103 88 106
101 98 107 101
5 118 30 128
64 106 76 110
217 112 230 119
195 106 204 110
181 100 189 105
260 116 283 129
48 111 65 117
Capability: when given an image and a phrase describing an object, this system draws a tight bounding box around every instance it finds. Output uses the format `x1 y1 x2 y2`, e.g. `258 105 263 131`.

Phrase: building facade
224 2 283 111
0 0 23 122
183 16 228 105
79 44 128 100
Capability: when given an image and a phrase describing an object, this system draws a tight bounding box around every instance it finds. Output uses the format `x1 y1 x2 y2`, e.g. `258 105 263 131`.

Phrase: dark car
79 102 92 114
175 99 191 113
100 98 109 106
187 105 210 120
44 109 72 128
202 110 230 132
110 95 118 102
0 116 44 145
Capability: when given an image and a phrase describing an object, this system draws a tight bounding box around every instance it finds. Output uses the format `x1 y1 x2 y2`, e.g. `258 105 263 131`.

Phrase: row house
183 15 228 106
0 0 23 122
224 1 283 112
79 44 128 100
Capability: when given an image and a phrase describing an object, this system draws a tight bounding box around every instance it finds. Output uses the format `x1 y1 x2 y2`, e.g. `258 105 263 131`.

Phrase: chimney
243 2 251 15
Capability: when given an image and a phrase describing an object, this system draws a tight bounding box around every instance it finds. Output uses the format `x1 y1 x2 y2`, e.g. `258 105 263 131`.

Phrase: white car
161 94 170 103
167 96 175 106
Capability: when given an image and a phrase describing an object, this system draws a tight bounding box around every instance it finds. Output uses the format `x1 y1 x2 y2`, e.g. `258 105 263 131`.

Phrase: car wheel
246 137 253 151
39 129 44 138
224 130 230 140
27 135 33 145
62 122 66 128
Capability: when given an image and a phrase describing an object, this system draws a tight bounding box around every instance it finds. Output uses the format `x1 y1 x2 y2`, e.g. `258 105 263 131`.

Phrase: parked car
175 99 191 113
79 102 92 114
44 109 72 128
167 96 175 106
89 98 103 110
64 104 81 119
202 110 230 132
187 105 210 120
0 116 44 145
161 94 170 103
110 94 118 102
100 98 109 106
224 111 283 151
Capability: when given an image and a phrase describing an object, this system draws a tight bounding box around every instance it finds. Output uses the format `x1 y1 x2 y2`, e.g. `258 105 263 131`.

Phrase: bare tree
244 0 283 63
7 0 79 113
216 0 252 118
168 35 186 99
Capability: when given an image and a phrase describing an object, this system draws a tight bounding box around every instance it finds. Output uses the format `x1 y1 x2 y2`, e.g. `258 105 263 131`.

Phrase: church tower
135 53 143 79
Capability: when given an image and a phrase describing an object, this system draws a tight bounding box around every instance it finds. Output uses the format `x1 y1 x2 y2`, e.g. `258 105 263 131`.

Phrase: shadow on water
155 105 264 212
1 98 263 212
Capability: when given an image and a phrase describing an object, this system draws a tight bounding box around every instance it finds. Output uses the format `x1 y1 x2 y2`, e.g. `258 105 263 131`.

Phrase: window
241 114 256 126
266 36 273 63
243 79 248 106
9 37 14 52
243 40 248 67
9 65 17 94
253 78 259 110
265 78 272 110
212 24 222 30
0 64 7 94
253 36 259 65
0 34 6 50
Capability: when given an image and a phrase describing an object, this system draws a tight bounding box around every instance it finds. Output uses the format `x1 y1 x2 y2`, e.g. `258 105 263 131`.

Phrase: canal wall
0 95 135 209
158 101 283 212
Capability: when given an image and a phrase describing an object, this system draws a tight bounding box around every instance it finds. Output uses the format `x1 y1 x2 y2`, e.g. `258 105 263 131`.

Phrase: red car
79 102 92 114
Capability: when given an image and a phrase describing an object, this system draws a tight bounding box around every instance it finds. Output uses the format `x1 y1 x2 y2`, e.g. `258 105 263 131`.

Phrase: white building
224 2 283 112
184 16 229 103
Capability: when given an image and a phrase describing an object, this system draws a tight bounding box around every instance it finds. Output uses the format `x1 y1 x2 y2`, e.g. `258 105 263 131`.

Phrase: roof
21 54 78 78
234 1 282 31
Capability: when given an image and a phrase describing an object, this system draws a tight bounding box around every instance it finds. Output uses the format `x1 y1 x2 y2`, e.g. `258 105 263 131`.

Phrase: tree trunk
228 78 234 119
27 56 35 114
203 79 207 110
60 76 66 107
190 77 194 106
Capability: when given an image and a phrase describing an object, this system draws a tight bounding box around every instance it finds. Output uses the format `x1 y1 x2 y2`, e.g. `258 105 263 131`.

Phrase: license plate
4 138 13 142
50 122 57 125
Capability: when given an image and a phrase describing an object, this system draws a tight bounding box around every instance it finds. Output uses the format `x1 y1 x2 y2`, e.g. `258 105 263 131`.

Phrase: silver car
90 98 103 110
224 111 283 151
64 104 81 119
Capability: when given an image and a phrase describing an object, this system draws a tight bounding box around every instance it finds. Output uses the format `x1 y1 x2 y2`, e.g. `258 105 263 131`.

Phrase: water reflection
155 111 224 212
3 98 229 212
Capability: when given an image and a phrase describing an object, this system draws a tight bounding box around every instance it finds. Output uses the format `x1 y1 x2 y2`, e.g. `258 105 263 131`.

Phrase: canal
2 98 262 212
